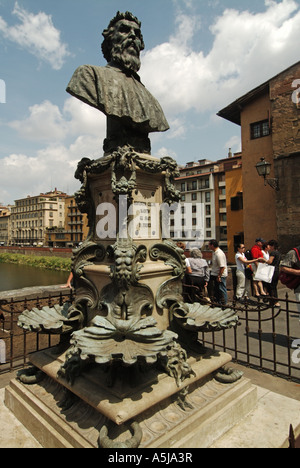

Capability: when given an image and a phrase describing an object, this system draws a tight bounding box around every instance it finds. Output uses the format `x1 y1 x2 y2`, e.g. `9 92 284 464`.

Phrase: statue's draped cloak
66 64 169 134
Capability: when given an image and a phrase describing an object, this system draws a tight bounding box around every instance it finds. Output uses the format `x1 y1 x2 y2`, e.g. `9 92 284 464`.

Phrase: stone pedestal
4 348 257 448
14 150 243 449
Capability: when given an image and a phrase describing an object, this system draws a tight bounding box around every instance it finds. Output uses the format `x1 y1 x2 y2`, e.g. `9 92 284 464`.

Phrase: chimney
228 148 232 158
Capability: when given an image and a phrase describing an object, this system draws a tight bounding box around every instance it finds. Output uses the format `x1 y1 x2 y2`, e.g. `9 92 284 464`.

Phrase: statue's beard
110 40 141 73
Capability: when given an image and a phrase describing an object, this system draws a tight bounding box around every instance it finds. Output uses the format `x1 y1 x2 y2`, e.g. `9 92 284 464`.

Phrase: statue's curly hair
101 11 145 62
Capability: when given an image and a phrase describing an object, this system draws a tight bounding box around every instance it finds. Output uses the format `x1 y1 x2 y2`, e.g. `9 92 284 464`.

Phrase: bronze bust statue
66 11 169 154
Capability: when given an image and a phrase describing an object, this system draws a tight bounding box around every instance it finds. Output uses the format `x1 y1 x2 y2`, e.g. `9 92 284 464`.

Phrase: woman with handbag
251 238 268 298
235 243 264 302
263 240 281 307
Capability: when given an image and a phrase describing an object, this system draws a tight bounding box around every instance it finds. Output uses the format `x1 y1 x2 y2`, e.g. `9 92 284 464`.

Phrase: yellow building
11 190 67 246
46 195 88 247
0 206 11 245
224 165 243 263
65 196 89 246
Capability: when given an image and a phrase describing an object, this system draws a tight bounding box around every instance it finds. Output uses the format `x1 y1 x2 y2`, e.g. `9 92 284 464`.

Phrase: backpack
245 249 253 261
244 250 253 279
279 247 300 290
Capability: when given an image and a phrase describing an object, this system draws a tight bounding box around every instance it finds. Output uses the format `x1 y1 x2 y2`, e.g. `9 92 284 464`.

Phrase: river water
0 263 68 292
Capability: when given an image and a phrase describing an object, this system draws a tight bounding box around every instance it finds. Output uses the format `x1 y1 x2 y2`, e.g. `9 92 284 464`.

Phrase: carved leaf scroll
17 303 73 334
149 240 186 309
70 316 177 365
170 302 239 333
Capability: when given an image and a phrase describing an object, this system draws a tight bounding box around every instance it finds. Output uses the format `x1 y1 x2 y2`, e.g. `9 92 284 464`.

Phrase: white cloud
9 100 67 141
63 98 106 138
0 97 106 203
141 0 300 120
0 2 70 69
9 97 106 143
224 135 241 155
154 146 178 160
0 135 103 203
2 0 300 202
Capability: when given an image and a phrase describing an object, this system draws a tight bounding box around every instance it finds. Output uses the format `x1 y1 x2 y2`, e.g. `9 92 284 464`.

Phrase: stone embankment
0 246 72 259
0 284 71 302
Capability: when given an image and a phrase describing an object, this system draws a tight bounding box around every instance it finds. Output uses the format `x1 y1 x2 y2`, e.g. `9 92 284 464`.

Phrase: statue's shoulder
71 64 120 82
70 64 101 79
67 65 108 95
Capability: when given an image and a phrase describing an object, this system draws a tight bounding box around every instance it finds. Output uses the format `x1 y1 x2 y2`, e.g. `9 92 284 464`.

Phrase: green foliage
0 253 71 272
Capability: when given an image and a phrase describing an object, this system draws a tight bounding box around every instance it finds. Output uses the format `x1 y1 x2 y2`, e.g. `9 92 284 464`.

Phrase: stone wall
274 152 300 253
0 284 71 302
271 62 300 158
271 63 300 253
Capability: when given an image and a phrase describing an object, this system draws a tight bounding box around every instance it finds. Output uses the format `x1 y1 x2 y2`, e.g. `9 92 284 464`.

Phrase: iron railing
0 288 299 383
0 290 73 373
199 293 300 383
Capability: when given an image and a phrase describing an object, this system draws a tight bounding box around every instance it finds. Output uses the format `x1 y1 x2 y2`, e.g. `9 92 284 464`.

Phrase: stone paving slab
0 388 41 448
211 386 300 448
1 381 299 448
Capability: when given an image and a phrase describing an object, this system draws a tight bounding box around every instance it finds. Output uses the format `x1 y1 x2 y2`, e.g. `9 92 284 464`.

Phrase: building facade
46 195 89 247
173 159 217 248
172 153 243 261
10 190 67 246
0 206 11 245
218 61 300 253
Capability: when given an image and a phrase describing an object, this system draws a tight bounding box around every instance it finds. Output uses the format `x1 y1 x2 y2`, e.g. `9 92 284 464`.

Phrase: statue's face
110 19 143 72
112 19 143 58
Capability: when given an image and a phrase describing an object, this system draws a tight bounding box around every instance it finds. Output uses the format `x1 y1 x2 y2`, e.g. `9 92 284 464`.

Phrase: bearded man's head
101 11 145 73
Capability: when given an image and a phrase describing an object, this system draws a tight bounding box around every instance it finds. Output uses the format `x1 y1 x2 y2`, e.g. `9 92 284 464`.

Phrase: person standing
264 240 281 307
280 246 300 314
251 237 268 298
185 249 210 295
235 243 261 302
208 240 228 305
262 243 270 261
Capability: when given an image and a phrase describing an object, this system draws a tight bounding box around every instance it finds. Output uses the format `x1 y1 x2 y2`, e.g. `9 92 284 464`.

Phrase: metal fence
200 292 300 383
0 290 73 373
0 289 299 383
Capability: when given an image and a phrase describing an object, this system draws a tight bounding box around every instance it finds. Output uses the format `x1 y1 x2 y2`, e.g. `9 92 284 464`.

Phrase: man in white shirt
208 239 228 305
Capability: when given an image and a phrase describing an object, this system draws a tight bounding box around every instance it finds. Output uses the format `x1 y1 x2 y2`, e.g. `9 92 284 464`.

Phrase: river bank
0 252 71 272
0 246 72 259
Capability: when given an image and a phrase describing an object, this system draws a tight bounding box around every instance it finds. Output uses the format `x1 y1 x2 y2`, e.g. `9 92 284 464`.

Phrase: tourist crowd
180 238 300 313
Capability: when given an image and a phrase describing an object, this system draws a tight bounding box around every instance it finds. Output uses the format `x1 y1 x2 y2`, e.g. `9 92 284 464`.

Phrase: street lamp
255 158 279 191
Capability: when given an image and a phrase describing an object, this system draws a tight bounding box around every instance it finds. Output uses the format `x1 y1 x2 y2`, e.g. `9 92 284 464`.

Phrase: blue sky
0 0 299 204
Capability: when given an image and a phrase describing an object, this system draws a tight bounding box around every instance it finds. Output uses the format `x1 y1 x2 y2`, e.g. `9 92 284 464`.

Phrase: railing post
9 298 14 371
271 303 277 375
257 303 263 370
244 300 250 367
285 292 292 380
289 424 296 449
